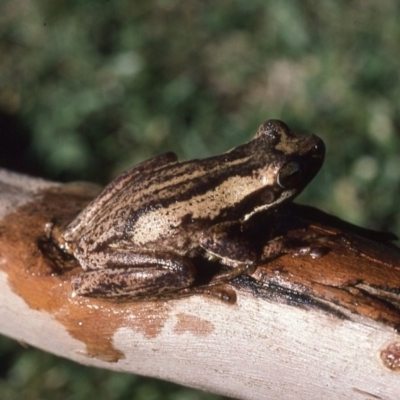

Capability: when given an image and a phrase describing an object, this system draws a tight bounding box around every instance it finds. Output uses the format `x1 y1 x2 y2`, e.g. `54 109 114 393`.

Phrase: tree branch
1 168 400 399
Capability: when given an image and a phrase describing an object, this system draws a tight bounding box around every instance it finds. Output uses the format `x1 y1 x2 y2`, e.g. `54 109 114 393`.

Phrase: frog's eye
277 161 300 188
255 120 289 143
256 128 279 144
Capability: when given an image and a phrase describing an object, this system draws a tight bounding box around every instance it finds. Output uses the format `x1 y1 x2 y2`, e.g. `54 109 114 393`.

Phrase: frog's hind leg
200 220 257 285
71 251 195 300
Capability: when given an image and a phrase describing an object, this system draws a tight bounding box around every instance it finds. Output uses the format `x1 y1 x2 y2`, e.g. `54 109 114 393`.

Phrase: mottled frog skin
61 120 325 300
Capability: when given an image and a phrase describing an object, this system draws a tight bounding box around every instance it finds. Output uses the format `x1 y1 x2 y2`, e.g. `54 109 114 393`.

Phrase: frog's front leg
71 252 195 299
199 219 315 285
200 221 258 284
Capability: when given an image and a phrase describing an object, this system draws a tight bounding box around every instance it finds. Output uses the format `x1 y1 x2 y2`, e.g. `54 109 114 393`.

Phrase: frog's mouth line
242 189 296 222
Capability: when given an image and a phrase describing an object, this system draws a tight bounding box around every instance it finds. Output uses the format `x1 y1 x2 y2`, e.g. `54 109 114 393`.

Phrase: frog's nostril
313 140 325 157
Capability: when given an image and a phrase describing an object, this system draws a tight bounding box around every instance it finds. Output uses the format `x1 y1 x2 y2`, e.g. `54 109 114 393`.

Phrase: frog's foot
261 233 330 261
205 263 256 286
114 283 239 304
177 284 238 304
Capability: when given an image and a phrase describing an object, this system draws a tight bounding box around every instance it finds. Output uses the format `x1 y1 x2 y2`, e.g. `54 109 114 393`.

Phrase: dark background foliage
1 1 400 398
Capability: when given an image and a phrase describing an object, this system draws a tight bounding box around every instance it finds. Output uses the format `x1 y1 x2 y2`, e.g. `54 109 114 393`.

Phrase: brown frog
59 120 325 300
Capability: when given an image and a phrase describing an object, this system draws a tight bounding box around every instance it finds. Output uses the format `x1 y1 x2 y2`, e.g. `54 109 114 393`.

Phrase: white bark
0 168 399 399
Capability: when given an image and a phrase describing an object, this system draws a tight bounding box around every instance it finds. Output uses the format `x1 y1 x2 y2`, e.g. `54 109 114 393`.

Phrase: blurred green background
1 1 400 399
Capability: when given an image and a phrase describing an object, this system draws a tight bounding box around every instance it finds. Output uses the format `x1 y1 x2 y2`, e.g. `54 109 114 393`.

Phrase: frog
59 120 325 301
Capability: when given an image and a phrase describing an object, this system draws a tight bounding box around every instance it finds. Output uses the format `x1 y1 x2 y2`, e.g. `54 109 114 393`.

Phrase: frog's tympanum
59 120 325 300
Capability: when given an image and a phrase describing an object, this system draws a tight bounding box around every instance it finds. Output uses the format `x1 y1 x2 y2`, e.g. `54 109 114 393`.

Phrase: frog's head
239 119 325 221
256 119 325 190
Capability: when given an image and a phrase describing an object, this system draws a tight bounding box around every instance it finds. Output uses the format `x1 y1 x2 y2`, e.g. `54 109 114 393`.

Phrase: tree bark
1 167 400 399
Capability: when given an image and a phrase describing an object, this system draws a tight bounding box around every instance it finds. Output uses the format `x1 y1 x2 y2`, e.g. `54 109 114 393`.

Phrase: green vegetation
1 1 400 398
